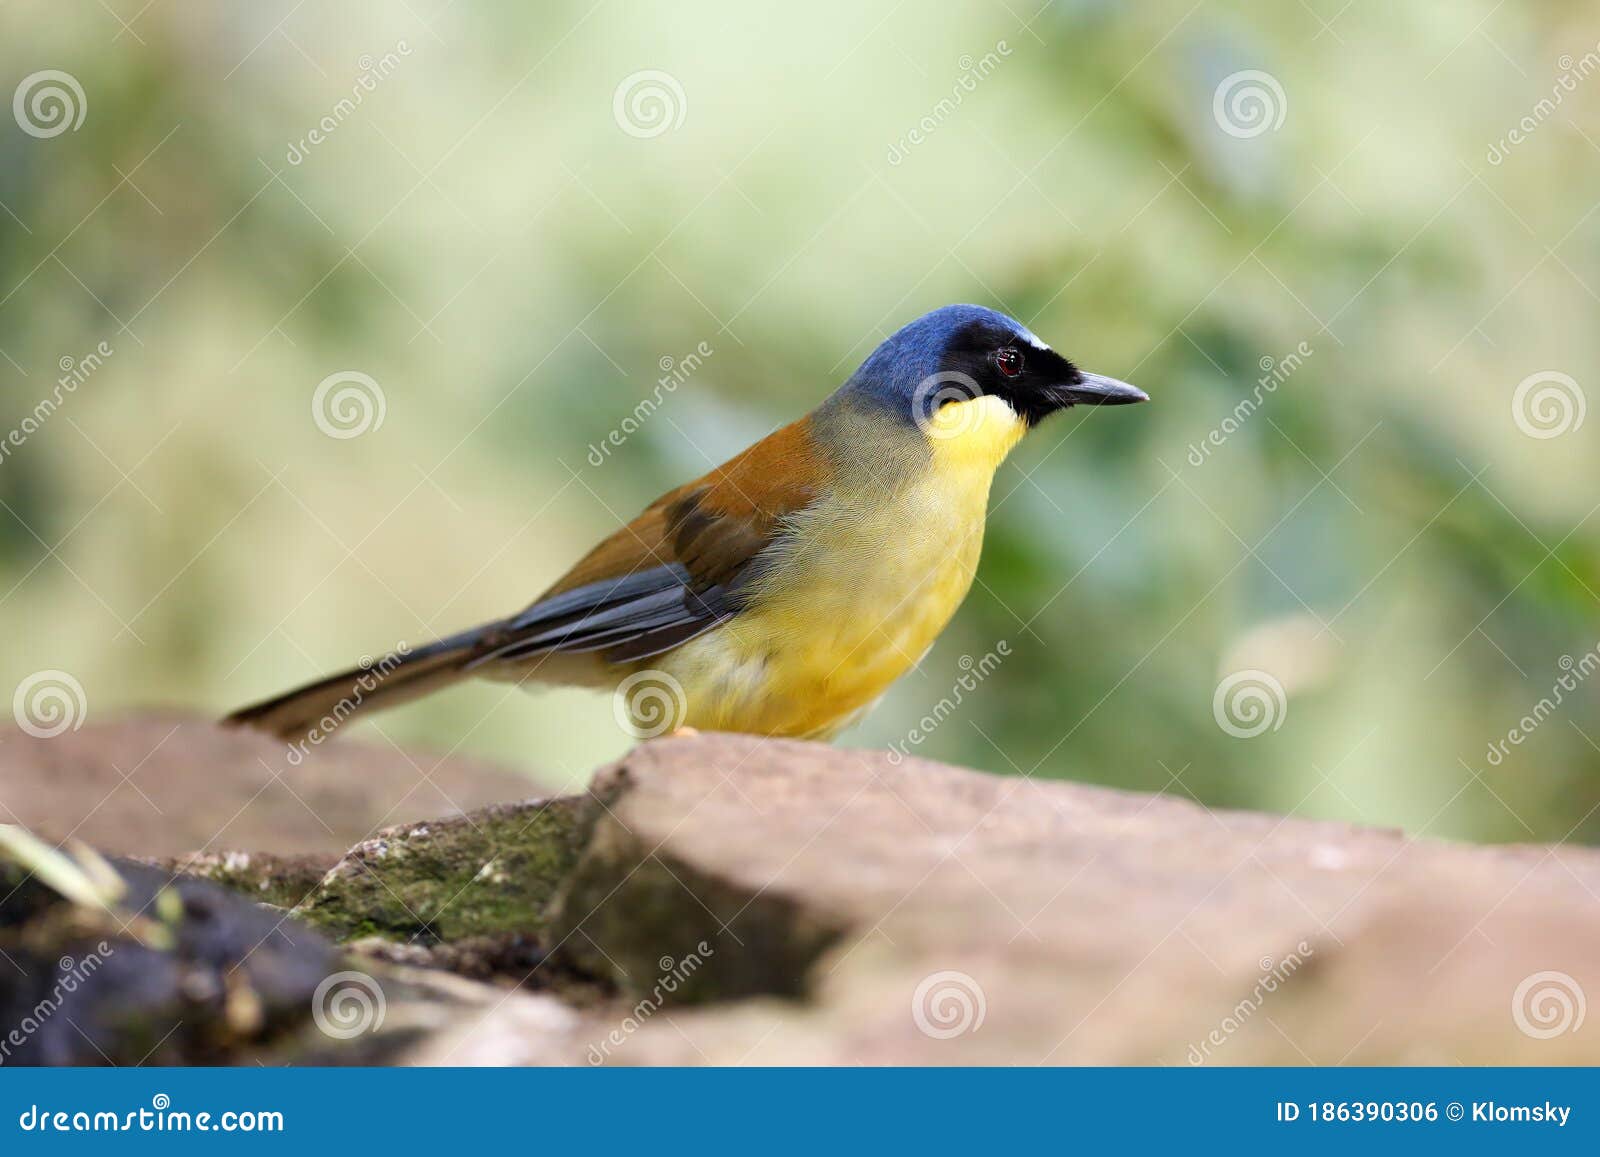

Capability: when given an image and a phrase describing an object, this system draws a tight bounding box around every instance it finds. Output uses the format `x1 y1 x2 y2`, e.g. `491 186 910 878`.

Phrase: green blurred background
2 1 1598 844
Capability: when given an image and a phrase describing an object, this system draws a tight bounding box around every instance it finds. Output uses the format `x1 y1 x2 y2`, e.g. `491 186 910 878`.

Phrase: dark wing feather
474 569 726 662
467 417 826 668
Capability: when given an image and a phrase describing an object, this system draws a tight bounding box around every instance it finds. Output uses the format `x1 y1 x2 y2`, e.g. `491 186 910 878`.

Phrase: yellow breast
663 396 1026 737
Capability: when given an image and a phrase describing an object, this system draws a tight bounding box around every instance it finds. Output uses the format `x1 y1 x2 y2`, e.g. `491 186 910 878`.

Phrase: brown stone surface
536 733 1600 1065
0 712 539 857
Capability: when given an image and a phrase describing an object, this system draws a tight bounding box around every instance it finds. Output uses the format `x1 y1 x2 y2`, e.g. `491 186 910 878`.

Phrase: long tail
223 622 504 742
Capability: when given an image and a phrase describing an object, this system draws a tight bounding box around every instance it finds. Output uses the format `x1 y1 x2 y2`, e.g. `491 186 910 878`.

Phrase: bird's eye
995 347 1023 377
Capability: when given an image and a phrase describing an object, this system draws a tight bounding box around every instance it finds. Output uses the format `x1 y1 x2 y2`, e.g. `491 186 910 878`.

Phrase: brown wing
467 417 826 666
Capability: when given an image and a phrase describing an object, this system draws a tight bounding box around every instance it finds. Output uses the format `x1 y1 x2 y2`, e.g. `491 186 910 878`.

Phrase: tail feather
223 624 501 742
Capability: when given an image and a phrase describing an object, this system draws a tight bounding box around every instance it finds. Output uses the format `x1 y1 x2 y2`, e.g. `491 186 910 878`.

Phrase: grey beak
1064 371 1148 406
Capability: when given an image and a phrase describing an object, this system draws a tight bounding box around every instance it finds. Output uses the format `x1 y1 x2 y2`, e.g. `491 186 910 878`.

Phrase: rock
10 722 1600 1065
345 934 547 984
258 963 588 1067
0 712 540 857
539 734 1600 1065
372 965 588 1066
140 851 336 911
292 797 589 947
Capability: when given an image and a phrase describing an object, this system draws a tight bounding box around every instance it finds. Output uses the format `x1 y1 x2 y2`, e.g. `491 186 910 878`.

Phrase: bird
226 304 1147 746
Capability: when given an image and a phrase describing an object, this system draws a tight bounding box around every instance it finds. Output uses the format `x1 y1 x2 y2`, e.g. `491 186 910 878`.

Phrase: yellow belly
661 396 1025 738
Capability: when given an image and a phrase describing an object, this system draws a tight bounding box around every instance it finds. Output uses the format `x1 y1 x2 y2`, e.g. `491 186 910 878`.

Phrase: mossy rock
293 797 590 944
141 851 335 912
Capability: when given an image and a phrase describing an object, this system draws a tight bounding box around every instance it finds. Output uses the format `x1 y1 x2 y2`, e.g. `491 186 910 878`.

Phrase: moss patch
293 796 590 944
